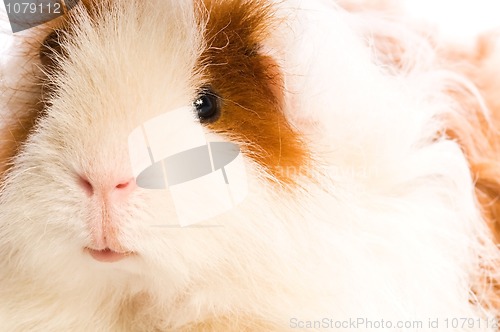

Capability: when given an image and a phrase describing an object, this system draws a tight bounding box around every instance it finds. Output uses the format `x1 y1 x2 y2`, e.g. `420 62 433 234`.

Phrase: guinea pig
1 0 500 331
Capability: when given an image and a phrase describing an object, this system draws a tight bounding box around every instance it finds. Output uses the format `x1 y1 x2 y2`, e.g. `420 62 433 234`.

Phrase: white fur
0 0 499 331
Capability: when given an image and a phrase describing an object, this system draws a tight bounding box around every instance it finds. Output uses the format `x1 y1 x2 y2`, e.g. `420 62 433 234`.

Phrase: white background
401 0 500 40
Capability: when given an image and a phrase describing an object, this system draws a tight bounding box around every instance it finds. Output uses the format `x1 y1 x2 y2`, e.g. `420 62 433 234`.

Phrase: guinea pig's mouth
84 247 136 263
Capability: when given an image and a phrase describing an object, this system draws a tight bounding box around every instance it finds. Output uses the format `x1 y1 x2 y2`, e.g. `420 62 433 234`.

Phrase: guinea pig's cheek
128 106 248 227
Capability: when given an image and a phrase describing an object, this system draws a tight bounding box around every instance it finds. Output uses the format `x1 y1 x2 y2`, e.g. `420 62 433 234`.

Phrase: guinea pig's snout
77 173 138 261
78 174 137 200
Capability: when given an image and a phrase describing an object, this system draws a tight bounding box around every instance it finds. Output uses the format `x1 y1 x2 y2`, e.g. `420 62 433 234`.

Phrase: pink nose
79 176 137 199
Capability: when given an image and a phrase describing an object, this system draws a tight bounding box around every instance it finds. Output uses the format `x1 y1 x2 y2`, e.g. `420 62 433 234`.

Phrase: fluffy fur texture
1 0 500 331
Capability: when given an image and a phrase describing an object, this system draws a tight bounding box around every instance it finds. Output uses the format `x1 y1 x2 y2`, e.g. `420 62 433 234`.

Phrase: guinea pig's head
0 0 312 291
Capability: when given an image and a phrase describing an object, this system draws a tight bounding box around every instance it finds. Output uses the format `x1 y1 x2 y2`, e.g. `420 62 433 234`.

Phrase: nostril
116 181 131 190
78 176 94 196
112 178 136 199
115 178 136 191
78 175 136 198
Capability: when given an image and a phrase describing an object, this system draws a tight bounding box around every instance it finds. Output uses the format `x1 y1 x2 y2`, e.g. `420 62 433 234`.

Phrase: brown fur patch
196 0 310 186
440 33 500 242
0 6 70 180
0 105 39 178
439 33 500 311
0 27 59 180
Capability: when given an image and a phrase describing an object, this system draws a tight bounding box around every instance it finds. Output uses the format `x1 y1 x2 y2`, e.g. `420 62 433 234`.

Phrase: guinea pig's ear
39 0 96 68
40 29 66 69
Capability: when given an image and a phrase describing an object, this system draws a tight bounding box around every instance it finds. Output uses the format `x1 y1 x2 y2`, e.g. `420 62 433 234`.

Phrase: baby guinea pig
1 0 500 331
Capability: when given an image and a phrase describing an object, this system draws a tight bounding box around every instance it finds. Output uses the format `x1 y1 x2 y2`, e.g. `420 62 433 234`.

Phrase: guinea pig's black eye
194 88 220 122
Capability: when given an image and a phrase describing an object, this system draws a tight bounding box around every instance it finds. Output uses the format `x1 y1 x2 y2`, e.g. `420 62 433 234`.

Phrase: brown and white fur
1 0 500 331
